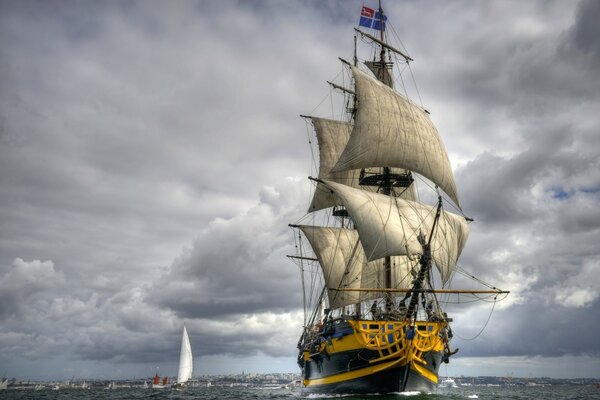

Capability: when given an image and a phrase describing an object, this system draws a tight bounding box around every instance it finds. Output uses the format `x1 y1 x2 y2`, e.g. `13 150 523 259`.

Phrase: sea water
1 385 599 400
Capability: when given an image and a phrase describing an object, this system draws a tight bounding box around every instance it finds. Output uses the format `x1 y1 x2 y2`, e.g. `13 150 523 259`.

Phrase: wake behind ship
288 1 508 395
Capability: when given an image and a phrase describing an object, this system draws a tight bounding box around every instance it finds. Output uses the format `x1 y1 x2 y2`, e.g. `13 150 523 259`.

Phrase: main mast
356 0 415 313
378 1 392 304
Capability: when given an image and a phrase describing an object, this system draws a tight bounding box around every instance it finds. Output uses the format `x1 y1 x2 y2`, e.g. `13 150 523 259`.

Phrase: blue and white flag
359 6 387 31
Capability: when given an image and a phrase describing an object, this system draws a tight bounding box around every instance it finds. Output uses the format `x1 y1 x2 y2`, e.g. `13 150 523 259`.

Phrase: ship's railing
349 320 445 364
411 323 444 366
349 320 407 363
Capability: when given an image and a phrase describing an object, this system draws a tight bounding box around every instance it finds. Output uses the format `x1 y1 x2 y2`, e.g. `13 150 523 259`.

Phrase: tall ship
289 1 508 394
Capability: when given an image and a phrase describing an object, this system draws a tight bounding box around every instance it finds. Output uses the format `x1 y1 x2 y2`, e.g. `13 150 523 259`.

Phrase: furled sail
299 225 363 309
177 325 193 384
332 66 461 208
320 180 469 283
308 116 415 212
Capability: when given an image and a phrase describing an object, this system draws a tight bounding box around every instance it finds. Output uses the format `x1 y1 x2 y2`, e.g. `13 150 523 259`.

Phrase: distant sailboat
152 325 193 389
176 324 194 387
0 378 7 390
152 370 170 389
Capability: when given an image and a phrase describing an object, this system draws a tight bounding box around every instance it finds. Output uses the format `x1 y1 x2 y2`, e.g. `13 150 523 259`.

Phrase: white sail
299 225 363 309
300 226 417 306
321 180 469 283
332 66 461 208
309 116 415 212
177 325 193 384
308 117 359 212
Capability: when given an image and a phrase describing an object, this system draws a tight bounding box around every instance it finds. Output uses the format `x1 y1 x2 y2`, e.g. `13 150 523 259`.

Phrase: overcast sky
1 0 599 381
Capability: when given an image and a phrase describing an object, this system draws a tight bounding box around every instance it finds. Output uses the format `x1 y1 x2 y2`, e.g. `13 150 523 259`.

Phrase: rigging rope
455 265 501 290
453 297 498 341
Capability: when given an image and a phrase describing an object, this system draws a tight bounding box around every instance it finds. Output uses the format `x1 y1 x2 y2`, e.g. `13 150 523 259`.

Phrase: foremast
405 196 442 322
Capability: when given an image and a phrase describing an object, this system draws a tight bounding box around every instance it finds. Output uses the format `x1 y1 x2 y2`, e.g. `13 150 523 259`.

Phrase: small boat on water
438 377 459 388
153 325 193 389
152 372 170 389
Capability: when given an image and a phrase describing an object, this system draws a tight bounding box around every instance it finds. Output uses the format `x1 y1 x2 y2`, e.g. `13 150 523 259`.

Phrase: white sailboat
176 324 193 387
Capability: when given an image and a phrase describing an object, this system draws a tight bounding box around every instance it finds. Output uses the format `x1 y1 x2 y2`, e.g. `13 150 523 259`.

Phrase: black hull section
302 350 442 395
302 364 436 394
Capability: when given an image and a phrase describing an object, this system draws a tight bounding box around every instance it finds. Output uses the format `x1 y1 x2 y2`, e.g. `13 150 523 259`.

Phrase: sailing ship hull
303 354 441 394
300 320 445 394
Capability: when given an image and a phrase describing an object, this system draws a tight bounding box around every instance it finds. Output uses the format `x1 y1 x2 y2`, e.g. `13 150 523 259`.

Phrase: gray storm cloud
0 0 599 379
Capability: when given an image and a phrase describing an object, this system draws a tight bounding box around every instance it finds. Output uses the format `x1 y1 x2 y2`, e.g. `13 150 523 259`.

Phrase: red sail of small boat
153 372 160 385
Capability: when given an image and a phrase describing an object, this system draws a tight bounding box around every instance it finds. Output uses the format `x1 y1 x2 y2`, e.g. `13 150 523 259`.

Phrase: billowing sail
177 325 193 384
299 225 363 309
308 116 415 212
332 66 461 208
308 117 360 212
321 180 469 283
300 226 417 306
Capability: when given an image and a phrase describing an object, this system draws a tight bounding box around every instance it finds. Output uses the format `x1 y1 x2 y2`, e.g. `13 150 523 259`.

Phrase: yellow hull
301 319 448 393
